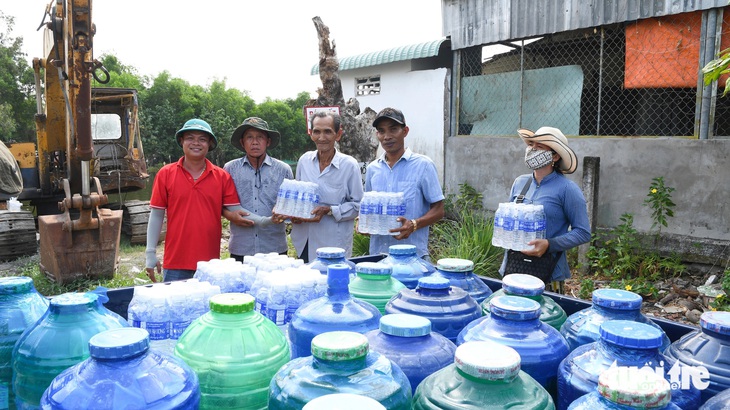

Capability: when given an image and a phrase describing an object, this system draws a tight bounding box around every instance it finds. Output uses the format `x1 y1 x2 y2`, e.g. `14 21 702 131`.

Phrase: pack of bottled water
194 258 256 293
127 279 221 354
358 191 406 235
492 203 546 251
273 179 321 219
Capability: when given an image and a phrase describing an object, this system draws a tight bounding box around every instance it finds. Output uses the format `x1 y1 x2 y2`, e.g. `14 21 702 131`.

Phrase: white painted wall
337 62 450 183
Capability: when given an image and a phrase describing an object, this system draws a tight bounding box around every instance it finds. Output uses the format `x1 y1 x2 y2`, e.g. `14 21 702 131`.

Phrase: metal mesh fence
456 10 730 137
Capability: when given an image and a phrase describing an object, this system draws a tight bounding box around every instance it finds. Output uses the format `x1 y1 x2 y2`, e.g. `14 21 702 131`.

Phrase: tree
0 12 36 143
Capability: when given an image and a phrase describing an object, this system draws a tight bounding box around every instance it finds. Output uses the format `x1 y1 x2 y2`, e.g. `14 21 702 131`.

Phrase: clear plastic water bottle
267 279 288 329
502 203 516 250
386 193 406 234
359 193 373 234
535 204 546 240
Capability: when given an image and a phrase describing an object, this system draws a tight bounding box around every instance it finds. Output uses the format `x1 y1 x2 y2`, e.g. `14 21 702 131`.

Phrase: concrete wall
340 62 450 183
445 136 730 246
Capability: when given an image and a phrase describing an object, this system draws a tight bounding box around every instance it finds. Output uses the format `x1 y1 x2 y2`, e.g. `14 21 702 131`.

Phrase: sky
3 0 444 103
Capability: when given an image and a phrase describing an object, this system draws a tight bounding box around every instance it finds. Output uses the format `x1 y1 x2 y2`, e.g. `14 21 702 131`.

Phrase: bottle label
170 320 192 340
132 320 168 340
268 309 286 325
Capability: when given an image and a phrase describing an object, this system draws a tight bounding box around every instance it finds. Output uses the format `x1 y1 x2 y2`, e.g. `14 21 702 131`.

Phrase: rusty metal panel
443 0 728 49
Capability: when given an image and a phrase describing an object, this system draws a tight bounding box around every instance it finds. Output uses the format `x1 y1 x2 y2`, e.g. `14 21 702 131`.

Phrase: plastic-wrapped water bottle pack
358 191 406 235
127 280 221 355
492 203 546 251
273 179 321 219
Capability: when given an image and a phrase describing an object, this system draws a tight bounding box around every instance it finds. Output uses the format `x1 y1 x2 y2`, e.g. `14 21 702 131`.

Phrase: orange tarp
625 10 730 89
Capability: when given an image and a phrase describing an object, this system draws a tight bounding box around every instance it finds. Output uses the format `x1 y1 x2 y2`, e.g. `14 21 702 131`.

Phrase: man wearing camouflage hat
224 117 293 259
145 118 241 282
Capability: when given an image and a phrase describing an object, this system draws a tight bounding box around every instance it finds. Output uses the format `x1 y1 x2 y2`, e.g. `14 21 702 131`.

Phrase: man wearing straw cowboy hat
224 117 294 260
499 126 591 293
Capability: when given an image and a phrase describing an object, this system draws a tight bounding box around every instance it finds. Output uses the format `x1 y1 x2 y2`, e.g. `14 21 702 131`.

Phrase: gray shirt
290 150 364 261
224 154 293 256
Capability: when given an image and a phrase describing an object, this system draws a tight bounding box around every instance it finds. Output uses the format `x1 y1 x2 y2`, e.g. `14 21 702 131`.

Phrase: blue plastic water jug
567 366 681 409
560 288 670 352
0 277 49 410
412 340 555 409
307 247 356 277
288 264 381 359
557 320 699 410
431 258 492 304
458 295 569 399
40 327 199 409
664 311 730 404
269 331 412 410
699 387 730 409
365 314 456 394
481 273 567 330
377 244 435 289
12 292 127 409
385 276 481 343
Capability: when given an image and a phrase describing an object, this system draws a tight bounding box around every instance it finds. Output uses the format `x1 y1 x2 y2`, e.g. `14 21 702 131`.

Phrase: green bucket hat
231 117 281 152
175 118 218 150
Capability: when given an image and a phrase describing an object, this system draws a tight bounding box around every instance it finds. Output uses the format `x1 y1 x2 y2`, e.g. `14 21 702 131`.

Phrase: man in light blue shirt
365 107 445 259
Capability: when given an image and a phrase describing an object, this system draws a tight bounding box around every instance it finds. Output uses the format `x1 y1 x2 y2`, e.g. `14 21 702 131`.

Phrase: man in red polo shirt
145 118 241 282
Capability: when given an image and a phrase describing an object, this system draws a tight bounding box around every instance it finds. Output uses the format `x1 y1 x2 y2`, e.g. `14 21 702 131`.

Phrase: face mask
525 146 554 170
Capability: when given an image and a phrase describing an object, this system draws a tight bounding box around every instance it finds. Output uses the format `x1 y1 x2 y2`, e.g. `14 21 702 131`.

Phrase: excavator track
0 211 38 261
121 200 166 245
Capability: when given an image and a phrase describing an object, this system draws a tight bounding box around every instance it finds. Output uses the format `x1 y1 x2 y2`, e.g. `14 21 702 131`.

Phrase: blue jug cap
356 262 392 276
327 263 351 288
599 320 663 349
436 258 474 273
209 293 254 313
489 295 541 321
316 247 346 258
0 276 33 294
311 331 369 361
388 244 417 256
89 327 150 360
303 393 386 410
700 311 730 335
417 276 450 290
455 340 521 381
379 314 431 337
592 289 643 310
597 366 671 408
502 274 545 296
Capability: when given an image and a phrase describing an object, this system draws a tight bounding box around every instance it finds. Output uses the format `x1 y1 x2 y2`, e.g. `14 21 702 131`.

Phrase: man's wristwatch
411 219 418 233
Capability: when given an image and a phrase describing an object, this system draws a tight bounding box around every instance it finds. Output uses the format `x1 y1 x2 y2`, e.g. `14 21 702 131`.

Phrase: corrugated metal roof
310 38 449 75
443 0 728 50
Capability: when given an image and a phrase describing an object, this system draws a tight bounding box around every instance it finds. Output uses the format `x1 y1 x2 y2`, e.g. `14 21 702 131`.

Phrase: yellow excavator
0 0 155 283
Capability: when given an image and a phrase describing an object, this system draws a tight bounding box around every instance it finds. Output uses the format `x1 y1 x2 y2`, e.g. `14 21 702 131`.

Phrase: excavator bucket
38 207 122 285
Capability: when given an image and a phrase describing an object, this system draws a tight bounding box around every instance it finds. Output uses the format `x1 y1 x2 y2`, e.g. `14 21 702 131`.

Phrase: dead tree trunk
308 16 378 165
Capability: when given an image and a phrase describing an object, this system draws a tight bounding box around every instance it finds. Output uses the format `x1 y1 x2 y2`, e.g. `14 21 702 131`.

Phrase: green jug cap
311 331 369 361
455 340 521 381
356 262 392 276
379 314 431 337
0 276 33 294
209 293 254 313
436 258 473 272
89 327 149 360
597 366 671 408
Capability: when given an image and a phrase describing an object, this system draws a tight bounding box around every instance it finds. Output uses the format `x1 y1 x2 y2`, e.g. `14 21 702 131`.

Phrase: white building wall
338 62 449 184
